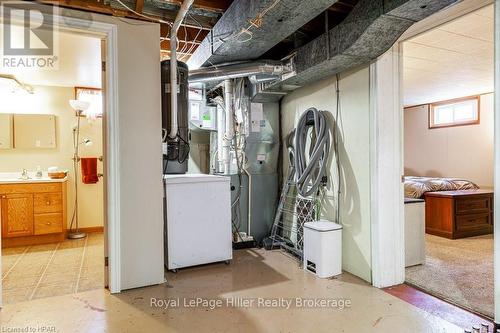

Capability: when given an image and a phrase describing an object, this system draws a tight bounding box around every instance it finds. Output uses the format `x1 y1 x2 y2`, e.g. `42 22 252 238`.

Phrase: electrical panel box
188 84 216 131
189 101 216 131
14 114 56 149
0 113 13 149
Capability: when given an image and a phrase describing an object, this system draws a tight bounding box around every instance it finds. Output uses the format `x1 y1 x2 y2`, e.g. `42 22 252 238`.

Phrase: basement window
429 96 480 129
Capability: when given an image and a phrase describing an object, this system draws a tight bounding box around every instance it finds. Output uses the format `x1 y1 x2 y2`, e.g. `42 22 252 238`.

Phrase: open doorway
401 4 494 318
0 30 106 303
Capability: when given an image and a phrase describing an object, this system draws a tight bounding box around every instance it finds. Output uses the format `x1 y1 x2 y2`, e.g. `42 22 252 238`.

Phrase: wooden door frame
370 0 499 324
369 44 405 288
0 9 122 303
57 15 122 295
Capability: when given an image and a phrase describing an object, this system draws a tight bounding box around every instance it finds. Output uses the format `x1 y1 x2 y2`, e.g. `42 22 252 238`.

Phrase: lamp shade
69 99 90 112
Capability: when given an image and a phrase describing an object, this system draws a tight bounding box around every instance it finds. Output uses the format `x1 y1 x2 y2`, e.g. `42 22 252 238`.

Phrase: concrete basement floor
0 249 464 332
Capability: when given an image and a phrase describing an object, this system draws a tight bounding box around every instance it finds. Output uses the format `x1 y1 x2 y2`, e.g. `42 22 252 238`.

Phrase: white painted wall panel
89 14 164 290
280 66 372 283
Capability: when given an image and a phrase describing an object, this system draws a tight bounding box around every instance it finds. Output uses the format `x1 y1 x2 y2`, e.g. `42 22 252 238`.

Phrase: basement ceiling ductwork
265 0 461 92
188 61 292 83
186 0 462 97
187 0 341 69
188 60 294 102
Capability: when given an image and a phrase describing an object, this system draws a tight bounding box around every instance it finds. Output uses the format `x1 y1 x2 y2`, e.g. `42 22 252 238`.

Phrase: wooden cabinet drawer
455 197 491 215
34 193 62 213
456 213 492 232
34 213 63 235
456 197 491 215
0 182 61 194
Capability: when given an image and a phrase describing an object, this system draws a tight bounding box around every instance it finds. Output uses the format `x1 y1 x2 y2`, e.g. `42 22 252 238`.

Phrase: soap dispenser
36 166 43 178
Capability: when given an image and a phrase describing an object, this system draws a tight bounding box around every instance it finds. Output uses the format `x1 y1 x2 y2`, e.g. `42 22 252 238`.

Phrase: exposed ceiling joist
160 24 209 41
146 0 221 19
156 0 232 13
160 22 209 59
135 0 145 13
108 0 218 28
37 0 215 29
160 38 205 52
36 0 226 59
37 0 130 17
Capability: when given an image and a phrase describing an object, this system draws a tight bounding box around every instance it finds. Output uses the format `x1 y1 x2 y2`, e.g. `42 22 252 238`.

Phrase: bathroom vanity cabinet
0 179 67 247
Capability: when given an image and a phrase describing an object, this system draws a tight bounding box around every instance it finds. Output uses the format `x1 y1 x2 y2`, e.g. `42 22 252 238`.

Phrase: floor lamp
68 99 91 240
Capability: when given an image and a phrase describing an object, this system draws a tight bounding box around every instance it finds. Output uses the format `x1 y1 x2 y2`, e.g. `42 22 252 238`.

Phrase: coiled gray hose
294 107 330 197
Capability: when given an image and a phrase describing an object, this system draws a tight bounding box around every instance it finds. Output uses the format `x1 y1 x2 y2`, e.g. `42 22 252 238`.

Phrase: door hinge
102 61 106 72
105 256 109 267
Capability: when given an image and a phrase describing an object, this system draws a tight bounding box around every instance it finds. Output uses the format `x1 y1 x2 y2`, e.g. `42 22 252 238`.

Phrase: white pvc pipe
223 79 235 174
222 143 230 174
168 0 195 139
216 104 225 173
224 79 235 140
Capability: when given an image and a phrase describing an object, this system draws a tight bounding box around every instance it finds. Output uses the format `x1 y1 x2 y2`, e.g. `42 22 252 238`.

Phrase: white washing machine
164 174 232 271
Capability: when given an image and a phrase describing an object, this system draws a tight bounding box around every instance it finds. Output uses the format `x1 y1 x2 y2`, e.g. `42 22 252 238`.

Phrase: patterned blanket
404 176 479 199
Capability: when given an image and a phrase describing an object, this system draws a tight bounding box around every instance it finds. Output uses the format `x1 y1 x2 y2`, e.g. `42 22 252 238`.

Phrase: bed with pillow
404 176 493 240
404 176 479 199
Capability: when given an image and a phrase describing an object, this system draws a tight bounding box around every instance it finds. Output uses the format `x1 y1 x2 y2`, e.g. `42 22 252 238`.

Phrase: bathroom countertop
0 173 68 184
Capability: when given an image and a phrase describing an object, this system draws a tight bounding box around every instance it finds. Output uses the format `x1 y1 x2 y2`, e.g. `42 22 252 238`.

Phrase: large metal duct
188 61 290 83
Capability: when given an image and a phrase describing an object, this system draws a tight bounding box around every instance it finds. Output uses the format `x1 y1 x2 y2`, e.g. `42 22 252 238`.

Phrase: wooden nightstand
424 189 493 239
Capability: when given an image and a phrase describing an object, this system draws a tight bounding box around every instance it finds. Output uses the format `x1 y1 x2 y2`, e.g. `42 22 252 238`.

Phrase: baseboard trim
66 226 104 235
2 233 66 248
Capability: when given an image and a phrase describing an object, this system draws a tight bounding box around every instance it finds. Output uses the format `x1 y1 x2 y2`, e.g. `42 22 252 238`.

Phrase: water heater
161 60 190 174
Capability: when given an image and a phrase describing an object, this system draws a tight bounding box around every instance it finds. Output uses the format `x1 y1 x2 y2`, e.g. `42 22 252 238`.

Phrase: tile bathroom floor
2 232 104 304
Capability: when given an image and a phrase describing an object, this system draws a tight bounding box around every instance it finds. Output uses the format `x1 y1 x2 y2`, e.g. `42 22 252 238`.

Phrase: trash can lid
304 220 342 232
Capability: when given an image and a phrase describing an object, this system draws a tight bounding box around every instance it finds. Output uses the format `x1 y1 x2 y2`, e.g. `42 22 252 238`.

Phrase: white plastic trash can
303 220 342 278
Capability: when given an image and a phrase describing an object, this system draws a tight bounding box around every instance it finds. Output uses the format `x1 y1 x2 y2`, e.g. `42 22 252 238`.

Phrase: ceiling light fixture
0 74 34 94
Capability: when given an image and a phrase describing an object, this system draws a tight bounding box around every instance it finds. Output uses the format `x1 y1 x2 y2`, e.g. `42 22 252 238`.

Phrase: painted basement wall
404 93 494 188
0 85 104 229
280 66 372 283
91 14 165 290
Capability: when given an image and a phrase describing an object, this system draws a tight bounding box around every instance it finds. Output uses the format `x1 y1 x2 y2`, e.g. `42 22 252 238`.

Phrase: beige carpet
2 232 104 304
405 234 493 318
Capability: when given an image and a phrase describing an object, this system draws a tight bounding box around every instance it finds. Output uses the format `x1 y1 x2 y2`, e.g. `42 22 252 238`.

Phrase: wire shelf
268 177 319 261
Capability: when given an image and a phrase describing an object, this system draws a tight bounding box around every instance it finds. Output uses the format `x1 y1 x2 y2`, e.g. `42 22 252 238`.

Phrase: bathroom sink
0 173 67 184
